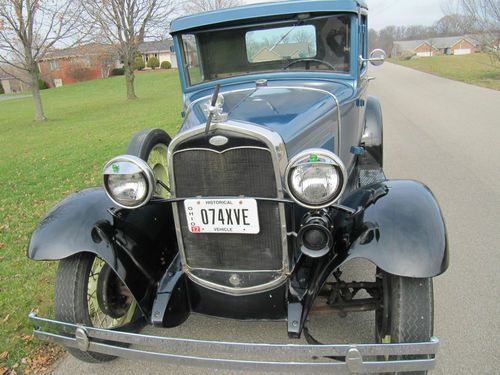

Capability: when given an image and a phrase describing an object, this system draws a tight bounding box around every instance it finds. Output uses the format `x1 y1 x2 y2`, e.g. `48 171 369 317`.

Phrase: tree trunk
124 63 137 100
30 70 46 122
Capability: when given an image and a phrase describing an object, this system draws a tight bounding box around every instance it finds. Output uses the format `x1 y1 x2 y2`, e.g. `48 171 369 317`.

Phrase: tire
376 271 434 375
127 128 171 198
54 253 139 363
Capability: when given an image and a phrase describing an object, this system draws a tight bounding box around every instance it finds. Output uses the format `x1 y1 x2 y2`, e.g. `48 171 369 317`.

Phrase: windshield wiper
269 24 298 52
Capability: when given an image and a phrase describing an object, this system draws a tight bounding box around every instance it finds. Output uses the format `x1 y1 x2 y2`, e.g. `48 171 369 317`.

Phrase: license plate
184 198 260 234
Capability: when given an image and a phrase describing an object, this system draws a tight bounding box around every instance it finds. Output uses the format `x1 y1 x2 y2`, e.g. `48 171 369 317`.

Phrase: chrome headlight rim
102 155 155 209
285 148 347 209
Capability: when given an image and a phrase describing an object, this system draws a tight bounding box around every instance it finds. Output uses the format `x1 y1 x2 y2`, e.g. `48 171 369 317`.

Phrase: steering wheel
284 58 337 71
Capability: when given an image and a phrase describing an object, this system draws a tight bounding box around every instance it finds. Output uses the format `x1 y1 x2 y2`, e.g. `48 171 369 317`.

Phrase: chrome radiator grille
172 147 283 272
173 148 276 198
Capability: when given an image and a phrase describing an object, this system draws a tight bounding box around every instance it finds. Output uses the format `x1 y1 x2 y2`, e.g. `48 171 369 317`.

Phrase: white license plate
184 198 260 234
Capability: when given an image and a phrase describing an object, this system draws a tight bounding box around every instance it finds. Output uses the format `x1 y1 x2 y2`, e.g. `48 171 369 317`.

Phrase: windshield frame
175 13 358 91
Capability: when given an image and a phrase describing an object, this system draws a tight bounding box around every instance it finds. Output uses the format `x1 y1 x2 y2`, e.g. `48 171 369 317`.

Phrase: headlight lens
103 155 155 209
285 149 347 209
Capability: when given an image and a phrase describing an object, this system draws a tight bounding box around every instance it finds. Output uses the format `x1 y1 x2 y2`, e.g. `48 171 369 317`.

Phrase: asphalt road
51 63 500 374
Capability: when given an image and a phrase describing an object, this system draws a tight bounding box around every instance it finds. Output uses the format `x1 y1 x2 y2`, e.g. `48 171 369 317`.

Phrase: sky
245 0 445 31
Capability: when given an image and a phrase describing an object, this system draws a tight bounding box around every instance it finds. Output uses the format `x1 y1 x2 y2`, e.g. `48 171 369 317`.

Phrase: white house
138 40 178 68
0 72 28 94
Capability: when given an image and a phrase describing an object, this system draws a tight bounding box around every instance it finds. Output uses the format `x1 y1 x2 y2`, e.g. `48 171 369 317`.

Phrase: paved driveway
0 95 30 102
51 63 500 374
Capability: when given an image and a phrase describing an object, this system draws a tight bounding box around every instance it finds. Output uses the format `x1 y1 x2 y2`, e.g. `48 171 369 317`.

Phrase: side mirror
369 49 386 66
359 49 386 67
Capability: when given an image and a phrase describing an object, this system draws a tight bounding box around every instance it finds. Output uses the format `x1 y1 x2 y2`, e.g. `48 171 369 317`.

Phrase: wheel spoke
86 256 137 329
148 144 170 198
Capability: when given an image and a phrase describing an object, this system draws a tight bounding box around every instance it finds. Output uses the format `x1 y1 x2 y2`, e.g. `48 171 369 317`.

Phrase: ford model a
28 1 448 373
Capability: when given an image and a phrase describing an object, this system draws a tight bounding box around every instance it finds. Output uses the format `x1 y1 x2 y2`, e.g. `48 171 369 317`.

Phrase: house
430 36 478 55
137 40 178 68
392 40 436 57
0 72 28 94
392 36 479 57
38 43 120 87
251 42 311 62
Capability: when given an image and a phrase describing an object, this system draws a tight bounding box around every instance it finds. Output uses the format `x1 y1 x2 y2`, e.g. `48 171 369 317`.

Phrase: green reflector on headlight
309 154 318 162
112 164 119 173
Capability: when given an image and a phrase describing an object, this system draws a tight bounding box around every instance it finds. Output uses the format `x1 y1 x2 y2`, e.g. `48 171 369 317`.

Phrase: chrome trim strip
190 267 283 273
30 313 439 374
186 86 342 156
173 145 269 155
168 121 289 295
186 269 287 296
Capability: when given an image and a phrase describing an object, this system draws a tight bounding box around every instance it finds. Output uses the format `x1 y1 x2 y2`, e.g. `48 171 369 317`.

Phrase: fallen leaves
20 335 33 343
21 344 64 375
0 344 63 375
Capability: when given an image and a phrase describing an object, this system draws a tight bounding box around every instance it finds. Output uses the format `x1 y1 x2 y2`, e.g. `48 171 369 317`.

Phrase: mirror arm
358 55 385 63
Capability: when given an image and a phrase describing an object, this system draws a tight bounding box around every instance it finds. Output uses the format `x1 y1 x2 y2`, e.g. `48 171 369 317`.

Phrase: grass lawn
0 70 182 372
389 53 500 90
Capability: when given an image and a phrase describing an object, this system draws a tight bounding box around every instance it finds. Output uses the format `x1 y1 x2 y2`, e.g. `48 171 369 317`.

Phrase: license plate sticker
184 199 260 234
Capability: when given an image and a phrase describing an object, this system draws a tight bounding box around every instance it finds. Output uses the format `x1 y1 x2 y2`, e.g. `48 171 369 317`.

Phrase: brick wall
415 43 436 56
451 39 476 54
39 58 108 87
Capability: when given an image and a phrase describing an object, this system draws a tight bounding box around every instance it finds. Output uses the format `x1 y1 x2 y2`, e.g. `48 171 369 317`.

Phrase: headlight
103 155 155 209
285 149 347 209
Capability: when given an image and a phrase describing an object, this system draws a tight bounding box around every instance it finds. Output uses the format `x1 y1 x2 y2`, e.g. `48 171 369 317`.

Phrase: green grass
0 70 182 371
389 53 500 90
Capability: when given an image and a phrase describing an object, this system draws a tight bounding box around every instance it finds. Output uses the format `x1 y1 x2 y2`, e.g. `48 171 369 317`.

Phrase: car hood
180 80 355 158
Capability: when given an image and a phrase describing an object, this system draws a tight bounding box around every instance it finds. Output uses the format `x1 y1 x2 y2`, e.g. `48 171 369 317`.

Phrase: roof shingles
138 40 173 53
393 35 479 52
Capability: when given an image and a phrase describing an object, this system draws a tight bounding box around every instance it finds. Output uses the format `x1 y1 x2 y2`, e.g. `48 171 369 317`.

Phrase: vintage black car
28 1 449 373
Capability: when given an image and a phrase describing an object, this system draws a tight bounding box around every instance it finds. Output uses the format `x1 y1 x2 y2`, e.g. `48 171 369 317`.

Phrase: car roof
170 0 367 34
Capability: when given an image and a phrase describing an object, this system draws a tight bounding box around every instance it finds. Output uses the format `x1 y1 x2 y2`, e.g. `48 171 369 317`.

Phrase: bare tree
0 0 89 121
292 29 315 53
443 0 500 60
184 0 242 14
434 14 474 36
443 0 499 32
368 28 379 52
83 0 176 100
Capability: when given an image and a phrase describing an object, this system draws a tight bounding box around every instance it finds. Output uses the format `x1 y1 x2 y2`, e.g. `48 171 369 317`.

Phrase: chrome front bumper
29 313 439 374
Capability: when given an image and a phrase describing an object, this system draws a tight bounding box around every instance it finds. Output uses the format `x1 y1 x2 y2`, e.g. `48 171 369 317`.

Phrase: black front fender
28 188 177 316
337 180 449 277
360 96 383 169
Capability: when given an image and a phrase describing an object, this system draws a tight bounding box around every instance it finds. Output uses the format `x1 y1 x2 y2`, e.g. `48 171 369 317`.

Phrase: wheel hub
96 264 132 319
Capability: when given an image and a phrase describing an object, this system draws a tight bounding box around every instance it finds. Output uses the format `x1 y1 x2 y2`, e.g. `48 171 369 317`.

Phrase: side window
182 34 203 86
359 15 368 73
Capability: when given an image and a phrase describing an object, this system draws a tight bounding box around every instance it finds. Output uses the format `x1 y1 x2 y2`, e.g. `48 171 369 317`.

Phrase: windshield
180 14 351 86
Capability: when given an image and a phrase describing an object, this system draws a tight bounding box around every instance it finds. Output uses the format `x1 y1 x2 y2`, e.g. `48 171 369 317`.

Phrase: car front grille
172 146 283 273
169 124 290 294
